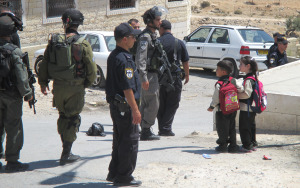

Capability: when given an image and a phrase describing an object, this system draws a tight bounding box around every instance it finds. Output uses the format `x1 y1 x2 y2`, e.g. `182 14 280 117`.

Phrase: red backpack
244 76 267 113
217 77 240 115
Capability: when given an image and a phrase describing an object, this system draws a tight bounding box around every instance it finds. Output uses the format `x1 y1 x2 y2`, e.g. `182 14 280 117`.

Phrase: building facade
5 0 191 47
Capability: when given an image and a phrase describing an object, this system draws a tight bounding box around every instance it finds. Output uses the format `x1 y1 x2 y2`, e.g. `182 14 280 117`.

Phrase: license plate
258 49 268 55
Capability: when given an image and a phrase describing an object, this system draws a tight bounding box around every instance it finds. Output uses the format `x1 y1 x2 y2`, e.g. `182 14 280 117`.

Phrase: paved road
0 69 218 187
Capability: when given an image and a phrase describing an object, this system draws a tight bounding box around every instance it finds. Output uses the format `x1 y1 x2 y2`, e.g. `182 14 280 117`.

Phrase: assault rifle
154 40 179 92
22 52 37 114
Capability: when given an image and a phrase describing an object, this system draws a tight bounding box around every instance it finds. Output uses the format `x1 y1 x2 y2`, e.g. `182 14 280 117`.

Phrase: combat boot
5 161 29 172
60 141 80 165
140 128 160 141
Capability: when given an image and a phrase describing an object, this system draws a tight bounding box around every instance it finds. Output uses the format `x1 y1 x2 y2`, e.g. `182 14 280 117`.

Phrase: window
209 29 230 44
42 0 77 24
238 29 273 43
85 35 101 52
0 0 23 20
110 0 135 10
46 0 75 18
107 0 138 16
166 0 187 8
104 36 116 52
189 28 211 43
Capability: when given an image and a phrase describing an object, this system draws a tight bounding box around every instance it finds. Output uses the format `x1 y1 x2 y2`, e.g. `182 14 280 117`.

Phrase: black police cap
161 20 172 30
114 23 140 39
277 36 289 44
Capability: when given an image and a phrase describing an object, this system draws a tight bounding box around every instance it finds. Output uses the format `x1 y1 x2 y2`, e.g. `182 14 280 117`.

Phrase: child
238 56 258 152
207 60 239 153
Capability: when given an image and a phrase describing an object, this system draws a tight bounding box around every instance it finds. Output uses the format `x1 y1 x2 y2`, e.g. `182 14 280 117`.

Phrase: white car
32 31 116 87
183 25 274 76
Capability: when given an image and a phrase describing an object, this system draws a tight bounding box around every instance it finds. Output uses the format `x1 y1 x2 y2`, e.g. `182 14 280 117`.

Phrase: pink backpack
244 76 267 113
217 77 240 115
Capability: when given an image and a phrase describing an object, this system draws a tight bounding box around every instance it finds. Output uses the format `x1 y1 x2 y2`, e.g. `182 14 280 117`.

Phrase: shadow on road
54 182 113 188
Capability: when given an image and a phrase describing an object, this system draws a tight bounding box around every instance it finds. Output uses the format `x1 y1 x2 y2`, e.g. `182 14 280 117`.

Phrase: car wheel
34 56 44 76
225 59 239 78
92 65 104 87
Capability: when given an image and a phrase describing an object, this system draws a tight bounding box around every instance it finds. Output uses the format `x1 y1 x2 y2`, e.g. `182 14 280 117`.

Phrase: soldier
266 36 289 69
105 23 142 186
38 9 97 165
135 6 167 141
0 14 32 171
0 5 23 162
0 6 22 48
157 20 190 136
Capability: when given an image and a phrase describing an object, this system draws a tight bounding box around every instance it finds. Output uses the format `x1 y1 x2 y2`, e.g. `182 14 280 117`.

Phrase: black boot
60 141 80 165
5 161 29 172
140 128 160 141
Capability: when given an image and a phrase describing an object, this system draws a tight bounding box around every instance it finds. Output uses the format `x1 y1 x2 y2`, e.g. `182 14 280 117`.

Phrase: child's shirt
238 73 255 111
209 75 239 111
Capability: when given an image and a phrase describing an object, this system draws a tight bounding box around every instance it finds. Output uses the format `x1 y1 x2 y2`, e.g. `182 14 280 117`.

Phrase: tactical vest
48 33 85 81
0 43 18 90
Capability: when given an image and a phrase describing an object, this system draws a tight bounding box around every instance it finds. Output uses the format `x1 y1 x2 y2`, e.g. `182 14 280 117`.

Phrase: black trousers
157 78 182 133
216 111 237 146
108 104 139 182
239 111 256 149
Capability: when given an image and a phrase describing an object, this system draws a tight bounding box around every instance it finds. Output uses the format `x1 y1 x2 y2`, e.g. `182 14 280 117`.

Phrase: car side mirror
183 36 189 42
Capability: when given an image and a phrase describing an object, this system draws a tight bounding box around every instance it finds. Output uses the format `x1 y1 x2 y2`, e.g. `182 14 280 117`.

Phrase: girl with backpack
238 56 259 152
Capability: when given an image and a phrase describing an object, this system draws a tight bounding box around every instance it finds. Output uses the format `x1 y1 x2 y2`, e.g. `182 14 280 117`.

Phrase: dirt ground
21 69 300 187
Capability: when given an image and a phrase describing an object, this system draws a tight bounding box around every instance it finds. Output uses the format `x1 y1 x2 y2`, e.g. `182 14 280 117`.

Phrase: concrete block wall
19 0 191 47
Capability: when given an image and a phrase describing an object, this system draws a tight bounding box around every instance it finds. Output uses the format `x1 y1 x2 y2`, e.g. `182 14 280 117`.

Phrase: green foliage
286 16 300 31
234 10 242 15
201 1 210 8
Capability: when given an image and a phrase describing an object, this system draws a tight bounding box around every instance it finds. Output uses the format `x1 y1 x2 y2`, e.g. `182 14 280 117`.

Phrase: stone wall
19 0 191 47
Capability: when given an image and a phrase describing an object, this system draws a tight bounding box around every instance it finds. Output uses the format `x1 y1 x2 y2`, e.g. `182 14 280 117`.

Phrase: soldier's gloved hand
24 95 33 101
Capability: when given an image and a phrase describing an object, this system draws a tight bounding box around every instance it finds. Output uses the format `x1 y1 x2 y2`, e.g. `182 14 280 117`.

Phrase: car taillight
240 46 250 55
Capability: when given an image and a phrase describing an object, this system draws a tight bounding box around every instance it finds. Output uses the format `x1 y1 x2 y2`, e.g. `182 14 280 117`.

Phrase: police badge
125 68 133 79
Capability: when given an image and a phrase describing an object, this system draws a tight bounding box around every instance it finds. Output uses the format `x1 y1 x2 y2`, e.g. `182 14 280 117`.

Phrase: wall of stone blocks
18 0 191 47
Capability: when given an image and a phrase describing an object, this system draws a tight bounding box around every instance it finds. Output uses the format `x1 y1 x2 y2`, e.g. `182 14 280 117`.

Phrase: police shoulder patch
125 68 133 79
140 41 148 50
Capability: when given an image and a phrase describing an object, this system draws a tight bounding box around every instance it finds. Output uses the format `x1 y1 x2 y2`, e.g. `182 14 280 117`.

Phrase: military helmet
0 14 16 36
61 8 84 26
142 6 168 24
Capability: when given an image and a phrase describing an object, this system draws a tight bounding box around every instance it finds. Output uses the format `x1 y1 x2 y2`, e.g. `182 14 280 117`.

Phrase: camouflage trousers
53 83 85 143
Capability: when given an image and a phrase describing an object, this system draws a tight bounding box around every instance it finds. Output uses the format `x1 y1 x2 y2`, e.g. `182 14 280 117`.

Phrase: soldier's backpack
244 76 267 113
217 77 240 115
86 122 106 137
0 44 17 89
47 33 86 80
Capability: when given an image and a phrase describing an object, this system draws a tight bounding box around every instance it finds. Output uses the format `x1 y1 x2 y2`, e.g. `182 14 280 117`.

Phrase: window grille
0 0 22 20
46 0 75 18
110 0 135 10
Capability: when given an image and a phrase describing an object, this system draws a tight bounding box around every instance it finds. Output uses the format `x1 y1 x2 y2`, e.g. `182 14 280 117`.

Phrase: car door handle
197 47 201 49
222 48 226 51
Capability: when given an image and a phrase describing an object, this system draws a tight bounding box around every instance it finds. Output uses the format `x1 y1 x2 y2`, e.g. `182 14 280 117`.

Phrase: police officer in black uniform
266 36 289 68
105 23 142 187
157 20 190 136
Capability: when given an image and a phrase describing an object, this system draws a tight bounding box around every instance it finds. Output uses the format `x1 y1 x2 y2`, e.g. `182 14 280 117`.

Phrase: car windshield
104 36 116 52
238 29 274 43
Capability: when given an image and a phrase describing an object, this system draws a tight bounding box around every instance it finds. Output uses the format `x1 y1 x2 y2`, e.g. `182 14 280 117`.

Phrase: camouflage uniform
38 35 96 143
0 40 32 162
